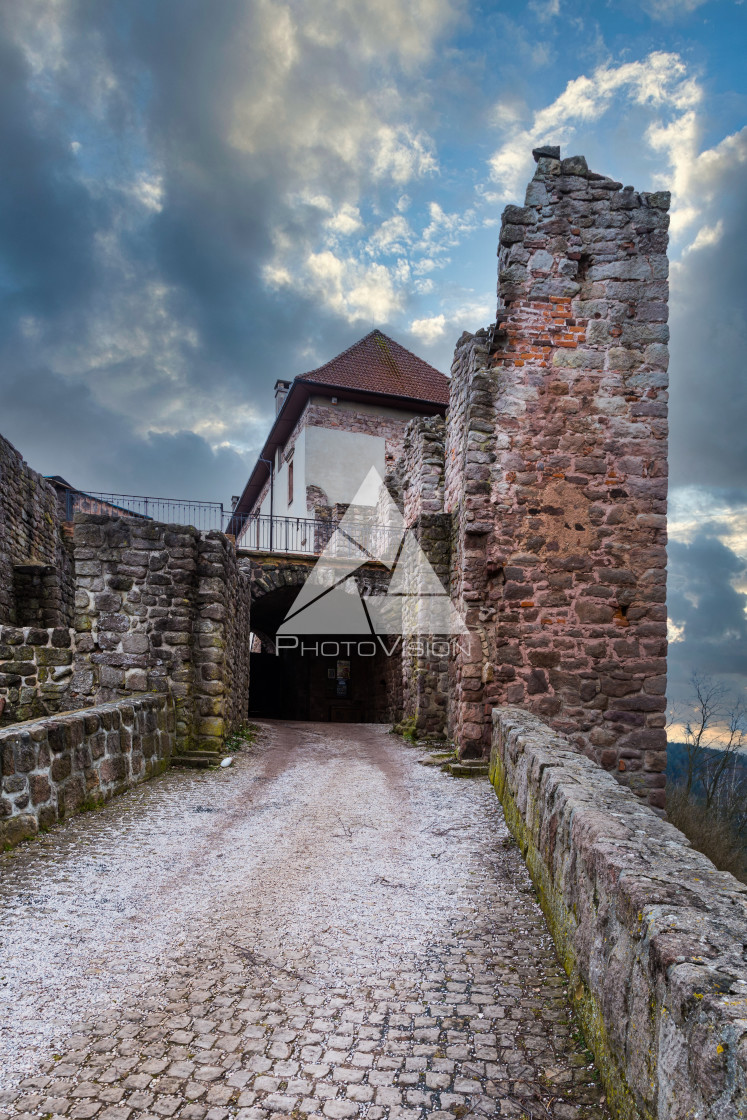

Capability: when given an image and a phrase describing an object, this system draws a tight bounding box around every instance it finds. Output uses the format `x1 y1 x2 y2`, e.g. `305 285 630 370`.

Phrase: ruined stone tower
445 147 670 809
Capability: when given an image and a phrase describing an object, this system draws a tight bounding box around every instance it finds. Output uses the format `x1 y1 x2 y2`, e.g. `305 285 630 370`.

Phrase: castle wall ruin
1 148 669 796
2 152 746 1120
442 148 670 811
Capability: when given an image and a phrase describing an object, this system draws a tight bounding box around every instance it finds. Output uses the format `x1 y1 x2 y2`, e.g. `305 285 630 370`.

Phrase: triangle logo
277 469 468 637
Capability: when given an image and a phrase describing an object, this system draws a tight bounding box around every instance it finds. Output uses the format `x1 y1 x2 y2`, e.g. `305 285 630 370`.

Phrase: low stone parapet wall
0 695 174 849
490 706 747 1120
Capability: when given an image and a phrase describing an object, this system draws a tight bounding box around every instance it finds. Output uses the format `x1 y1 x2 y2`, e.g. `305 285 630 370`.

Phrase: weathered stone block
29 773 52 804
0 812 38 846
551 348 605 369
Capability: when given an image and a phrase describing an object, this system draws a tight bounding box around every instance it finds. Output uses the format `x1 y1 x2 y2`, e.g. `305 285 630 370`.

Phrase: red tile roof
295 329 449 406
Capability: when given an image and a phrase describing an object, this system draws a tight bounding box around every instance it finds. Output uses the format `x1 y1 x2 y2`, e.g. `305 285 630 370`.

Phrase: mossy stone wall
490 706 747 1120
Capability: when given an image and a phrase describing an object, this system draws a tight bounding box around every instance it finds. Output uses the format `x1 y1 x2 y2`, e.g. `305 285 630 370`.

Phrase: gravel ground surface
0 720 610 1120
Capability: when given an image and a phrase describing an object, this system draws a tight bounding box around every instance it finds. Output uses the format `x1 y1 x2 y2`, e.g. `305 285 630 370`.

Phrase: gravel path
0 720 610 1120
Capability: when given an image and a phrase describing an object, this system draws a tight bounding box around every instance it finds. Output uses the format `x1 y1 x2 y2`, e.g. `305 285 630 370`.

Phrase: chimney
274 380 291 415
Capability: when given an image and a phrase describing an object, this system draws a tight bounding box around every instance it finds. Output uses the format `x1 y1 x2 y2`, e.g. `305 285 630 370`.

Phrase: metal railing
234 513 332 554
60 489 225 532
60 489 397 559
234 514 400 561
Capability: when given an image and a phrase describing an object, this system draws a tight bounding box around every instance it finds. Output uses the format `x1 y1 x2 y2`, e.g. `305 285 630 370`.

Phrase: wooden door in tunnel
249 585 400 723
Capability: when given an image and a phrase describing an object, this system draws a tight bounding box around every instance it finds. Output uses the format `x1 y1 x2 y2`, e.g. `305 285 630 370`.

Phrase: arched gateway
240 552 400 723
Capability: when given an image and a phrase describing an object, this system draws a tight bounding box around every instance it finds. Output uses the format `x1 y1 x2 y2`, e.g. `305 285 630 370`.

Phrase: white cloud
267 249 403 324
640 0 709 20
681 219 724 255
226 1 442 192
299 0 460 63
263 183 482 330
667 618 686 643
325 204 364 236
669 488 747 560
649 119 747 243
488 97 528 131
409 296 492 345
410 314 447 342
417 201 479 252
486 50 747 257
367 215 414 254
528 0 561 20
131 174 164 213
488 51 701 202
371 124 439 183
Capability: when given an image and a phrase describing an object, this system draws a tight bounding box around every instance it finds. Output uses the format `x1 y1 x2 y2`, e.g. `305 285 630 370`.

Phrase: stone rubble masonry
0 694 174 849
388 416 451 738
490 706 747 1120
71 514 250 752
446 151 670 808
0 624 76 725
196 532 251 749
0 431 74 629
444 330 499 758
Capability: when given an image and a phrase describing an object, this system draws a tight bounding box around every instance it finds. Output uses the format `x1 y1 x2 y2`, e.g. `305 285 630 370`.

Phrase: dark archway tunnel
249 584 400 723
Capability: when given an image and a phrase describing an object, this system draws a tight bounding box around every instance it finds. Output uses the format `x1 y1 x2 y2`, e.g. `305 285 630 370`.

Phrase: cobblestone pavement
0 721 610 1120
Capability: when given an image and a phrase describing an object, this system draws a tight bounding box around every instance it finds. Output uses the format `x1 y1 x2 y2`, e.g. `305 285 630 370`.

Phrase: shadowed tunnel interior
249 585 399 722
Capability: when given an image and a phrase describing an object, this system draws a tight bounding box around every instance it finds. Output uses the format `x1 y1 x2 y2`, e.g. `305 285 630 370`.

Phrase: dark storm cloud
0 0 451 495
0 0 308 449
0 27 101 327
663 127 747 701
668 533 747 701
668 131 747 491
2 367 250 502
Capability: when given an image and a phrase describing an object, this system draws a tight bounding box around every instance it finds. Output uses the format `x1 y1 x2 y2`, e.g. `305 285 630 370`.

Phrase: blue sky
0 0 746 712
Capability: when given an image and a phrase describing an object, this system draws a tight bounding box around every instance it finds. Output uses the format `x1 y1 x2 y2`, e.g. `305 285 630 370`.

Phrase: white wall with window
258 425 385 521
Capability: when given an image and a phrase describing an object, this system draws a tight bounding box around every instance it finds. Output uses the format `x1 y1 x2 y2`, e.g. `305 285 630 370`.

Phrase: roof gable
296 329 449 406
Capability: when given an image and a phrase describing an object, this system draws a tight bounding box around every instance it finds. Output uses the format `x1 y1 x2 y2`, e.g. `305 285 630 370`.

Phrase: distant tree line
667 673 747 883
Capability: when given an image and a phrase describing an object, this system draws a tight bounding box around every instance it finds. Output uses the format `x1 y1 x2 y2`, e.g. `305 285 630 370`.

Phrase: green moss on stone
489 750 650 1120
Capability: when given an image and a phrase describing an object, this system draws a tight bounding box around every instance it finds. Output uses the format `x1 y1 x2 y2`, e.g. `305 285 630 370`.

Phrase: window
287 458 294 506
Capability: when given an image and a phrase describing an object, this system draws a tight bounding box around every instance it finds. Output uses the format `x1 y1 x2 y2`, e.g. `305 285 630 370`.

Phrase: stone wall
71 515 250 751
444 330 499 757
389 416 452 739
490 706 747 1120
0 431 74 628
0 694 174 849
446 150 670 808
0 625 76 724
196 533 251 749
